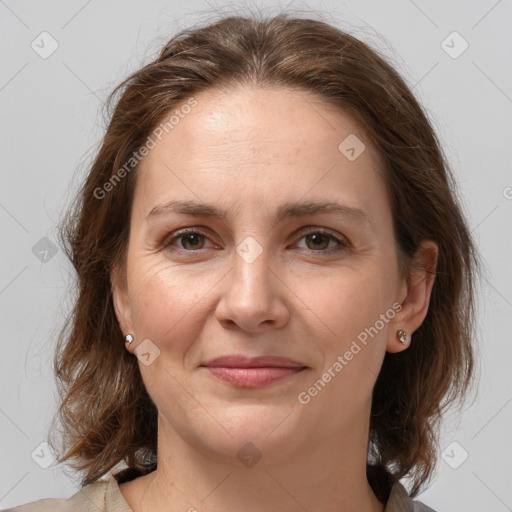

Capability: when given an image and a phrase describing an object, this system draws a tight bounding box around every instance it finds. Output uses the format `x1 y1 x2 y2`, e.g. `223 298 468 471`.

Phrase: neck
121 412 385 512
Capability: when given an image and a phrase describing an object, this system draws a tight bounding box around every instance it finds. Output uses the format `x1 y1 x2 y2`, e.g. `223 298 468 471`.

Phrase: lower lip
202 366 306 388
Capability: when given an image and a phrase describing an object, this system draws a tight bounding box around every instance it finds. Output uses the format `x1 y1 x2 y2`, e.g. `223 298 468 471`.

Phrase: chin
197 409 305 463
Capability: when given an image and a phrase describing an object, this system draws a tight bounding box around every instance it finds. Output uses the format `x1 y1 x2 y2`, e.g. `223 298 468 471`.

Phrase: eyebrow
146 199 369 224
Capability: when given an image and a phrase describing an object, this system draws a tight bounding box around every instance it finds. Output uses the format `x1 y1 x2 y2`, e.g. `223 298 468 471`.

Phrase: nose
215 241 290 333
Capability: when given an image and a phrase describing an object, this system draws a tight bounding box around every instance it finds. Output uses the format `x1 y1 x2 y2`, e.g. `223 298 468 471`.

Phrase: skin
111 85 438 512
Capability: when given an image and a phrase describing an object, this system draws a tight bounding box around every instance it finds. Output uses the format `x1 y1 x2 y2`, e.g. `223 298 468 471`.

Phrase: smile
201 366 307 388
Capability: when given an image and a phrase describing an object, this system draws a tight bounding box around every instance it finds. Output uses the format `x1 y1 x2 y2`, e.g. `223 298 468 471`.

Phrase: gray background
1 0 511 510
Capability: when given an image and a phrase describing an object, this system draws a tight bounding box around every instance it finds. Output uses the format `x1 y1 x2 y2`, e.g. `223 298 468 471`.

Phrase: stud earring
396 329 410 344
124 334 134 345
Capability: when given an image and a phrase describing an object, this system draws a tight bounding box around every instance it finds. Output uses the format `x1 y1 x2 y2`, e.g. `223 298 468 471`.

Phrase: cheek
307 264 395 344
128 259 212 357
305 264 396 408
300 270 395 407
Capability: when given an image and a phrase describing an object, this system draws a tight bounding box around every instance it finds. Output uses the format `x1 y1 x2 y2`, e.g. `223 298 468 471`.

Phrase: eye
294 228 349 255
162 229 216 252
161 227 349 256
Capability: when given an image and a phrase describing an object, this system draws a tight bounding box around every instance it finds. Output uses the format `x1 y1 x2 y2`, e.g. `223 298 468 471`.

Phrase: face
112 86 417 465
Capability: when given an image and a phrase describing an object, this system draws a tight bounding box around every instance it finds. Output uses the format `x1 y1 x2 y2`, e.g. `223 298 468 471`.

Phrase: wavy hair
50 9 479 499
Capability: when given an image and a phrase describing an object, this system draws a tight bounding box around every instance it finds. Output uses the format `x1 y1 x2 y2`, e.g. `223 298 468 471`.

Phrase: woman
8 10 478 512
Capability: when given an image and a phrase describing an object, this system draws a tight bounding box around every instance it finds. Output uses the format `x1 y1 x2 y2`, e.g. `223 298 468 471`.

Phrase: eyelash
161 227 350 256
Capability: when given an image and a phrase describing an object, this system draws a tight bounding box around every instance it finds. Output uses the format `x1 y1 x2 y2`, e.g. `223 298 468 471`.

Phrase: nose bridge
228 195 283 293
232 233 272 301
216 232 289 331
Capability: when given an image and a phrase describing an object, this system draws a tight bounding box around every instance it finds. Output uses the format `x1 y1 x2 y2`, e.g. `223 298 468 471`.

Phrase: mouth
200 355 308 388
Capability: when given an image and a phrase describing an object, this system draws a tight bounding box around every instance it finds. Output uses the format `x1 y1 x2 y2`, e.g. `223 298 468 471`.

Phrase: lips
200 355 308 388
200 355 307 369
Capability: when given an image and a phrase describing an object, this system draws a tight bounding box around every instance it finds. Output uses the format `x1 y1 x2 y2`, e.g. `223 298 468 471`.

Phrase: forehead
144 86 379 161
134 86 389 222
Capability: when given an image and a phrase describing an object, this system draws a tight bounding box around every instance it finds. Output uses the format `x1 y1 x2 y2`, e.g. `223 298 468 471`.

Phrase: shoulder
4 480 111 512
385 482 437 512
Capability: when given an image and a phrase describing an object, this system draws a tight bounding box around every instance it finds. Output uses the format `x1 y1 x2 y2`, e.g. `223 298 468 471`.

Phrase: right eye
163 229 216 252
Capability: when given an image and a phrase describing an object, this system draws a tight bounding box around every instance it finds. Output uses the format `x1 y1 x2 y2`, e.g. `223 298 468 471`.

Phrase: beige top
5 476 435 511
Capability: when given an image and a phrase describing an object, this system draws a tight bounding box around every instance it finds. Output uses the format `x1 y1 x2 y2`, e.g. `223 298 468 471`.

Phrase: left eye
295 231 348 253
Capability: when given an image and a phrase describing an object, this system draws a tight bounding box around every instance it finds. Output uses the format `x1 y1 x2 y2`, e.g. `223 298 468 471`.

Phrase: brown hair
50 9 479 499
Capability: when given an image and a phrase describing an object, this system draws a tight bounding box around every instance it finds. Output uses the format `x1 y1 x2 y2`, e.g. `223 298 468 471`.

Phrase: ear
386 240 438 353
111 261 134 337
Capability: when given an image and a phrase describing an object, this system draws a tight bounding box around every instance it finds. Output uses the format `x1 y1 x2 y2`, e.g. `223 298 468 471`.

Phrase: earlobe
110 262 133 337
386 240 438 353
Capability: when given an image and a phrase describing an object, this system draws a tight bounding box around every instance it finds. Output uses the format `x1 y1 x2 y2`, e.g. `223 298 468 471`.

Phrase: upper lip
200 355 307 368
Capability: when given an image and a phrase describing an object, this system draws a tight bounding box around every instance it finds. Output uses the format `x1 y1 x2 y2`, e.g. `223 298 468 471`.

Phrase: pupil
309 233 328 249
185 234 201 249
